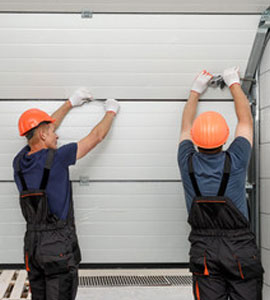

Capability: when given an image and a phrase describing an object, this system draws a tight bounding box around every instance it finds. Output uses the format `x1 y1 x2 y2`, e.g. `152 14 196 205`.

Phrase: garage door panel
0 14 258 99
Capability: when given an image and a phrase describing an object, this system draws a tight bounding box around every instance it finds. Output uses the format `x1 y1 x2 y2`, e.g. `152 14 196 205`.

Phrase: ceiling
0 0 268 14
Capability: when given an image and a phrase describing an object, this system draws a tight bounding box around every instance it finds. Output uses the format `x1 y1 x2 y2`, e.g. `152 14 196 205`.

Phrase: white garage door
0 14 259 264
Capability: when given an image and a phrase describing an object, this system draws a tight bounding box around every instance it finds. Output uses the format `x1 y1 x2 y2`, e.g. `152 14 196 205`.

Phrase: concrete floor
77 269 193 300
77 286 193 300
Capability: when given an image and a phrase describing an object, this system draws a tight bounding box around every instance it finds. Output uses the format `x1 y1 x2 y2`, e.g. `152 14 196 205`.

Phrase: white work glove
69 88 93 107
191 70 213 94
105 99 120 115
223 66 240 88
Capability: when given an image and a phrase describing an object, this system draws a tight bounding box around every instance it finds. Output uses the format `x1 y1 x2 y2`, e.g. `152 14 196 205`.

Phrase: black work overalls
188 152 263 300
16 149 81 300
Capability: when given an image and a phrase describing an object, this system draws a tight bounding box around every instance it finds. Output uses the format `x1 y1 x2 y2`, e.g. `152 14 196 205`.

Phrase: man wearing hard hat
178 68 263 300
13 89 119 300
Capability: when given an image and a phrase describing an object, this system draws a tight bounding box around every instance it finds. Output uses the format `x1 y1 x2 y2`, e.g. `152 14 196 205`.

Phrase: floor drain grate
166 275 192 286
79 275 192 287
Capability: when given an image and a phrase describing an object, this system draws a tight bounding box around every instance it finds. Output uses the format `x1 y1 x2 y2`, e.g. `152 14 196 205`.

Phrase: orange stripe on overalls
25 252 31 272
238 260 244 279
204 255 209 276
196 280 201 300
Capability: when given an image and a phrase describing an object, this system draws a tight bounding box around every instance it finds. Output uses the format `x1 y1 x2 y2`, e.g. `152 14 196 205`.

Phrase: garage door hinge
81 10 93 19
79 176 90 186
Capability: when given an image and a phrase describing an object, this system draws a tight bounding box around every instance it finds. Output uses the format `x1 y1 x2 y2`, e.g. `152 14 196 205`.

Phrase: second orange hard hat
18 108 55 136
191 111 229 149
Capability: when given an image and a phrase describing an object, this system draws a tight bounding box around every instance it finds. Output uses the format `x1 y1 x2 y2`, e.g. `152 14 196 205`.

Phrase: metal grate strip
166 275 192 286
79 275 192 287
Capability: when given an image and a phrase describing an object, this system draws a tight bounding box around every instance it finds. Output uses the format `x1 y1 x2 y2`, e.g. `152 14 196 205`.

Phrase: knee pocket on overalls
189 247 209 275
190 256 205 274
40 230 66 256
42 254 71 276
234 249 264 280
39 230 71 275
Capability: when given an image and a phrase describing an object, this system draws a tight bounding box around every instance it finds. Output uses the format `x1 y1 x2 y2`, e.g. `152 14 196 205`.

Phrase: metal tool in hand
208 75 256 89
208 75 226 89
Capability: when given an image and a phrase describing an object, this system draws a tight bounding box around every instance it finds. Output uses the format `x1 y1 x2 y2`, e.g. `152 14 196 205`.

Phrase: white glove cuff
105 99 119 115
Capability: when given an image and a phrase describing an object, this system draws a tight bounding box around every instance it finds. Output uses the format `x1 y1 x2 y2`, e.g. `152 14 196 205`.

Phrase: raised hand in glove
69 88 93 107
105 99 120 115
223 66 240 88
191 70 213 95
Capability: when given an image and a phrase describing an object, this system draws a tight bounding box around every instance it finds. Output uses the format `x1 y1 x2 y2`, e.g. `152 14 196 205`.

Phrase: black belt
190 227 252 237
27 222 69 232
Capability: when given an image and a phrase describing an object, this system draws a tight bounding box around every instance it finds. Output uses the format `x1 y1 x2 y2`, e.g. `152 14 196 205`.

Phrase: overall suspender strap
15 149 56 191
39 149 56 190
217 152 231 196
67 181 75 226
15 154 28 191
188 154 202 197
188 151 231 197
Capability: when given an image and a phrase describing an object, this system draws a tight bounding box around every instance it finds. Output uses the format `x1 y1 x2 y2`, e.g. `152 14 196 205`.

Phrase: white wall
260 38 270 299
0 14 259 264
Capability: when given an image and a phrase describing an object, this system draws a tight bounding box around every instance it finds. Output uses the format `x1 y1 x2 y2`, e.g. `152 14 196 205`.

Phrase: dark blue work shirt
13 143 77 220
177 137 251 220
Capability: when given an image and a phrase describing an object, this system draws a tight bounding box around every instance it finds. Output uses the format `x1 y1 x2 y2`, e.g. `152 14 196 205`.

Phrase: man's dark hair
198 145 223 154
25 121 51 141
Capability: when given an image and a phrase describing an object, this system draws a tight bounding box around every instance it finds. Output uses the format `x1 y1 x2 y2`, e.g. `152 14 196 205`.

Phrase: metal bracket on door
81 10 93 19
79 176 90 186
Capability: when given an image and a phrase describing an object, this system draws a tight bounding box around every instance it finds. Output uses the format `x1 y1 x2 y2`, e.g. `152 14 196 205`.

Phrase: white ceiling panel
0 0 268 13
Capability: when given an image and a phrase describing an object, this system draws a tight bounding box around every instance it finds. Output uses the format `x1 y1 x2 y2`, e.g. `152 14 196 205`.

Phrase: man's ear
38 127 47 141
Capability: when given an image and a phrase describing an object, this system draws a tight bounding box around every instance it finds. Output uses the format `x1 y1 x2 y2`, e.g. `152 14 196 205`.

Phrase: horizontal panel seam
0 180 183 183
0 12 262 16
0 99 234 102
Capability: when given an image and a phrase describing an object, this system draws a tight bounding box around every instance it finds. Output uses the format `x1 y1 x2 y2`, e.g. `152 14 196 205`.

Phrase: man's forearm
76 111 116 160
93 112 115 141
181 91 200 131
51 100 72 129
230 84 252 123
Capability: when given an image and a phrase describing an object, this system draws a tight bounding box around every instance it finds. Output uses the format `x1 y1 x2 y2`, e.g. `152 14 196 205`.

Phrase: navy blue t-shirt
177 137 251 220
13 143 77 220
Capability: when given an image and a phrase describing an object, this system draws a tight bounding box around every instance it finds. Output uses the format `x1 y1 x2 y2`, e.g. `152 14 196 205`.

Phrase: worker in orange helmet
178 68 263 300
13 88 120 300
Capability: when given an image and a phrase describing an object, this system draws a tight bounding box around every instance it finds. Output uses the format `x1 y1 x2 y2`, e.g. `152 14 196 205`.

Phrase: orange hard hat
18 108 56 136
191 111 229 149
